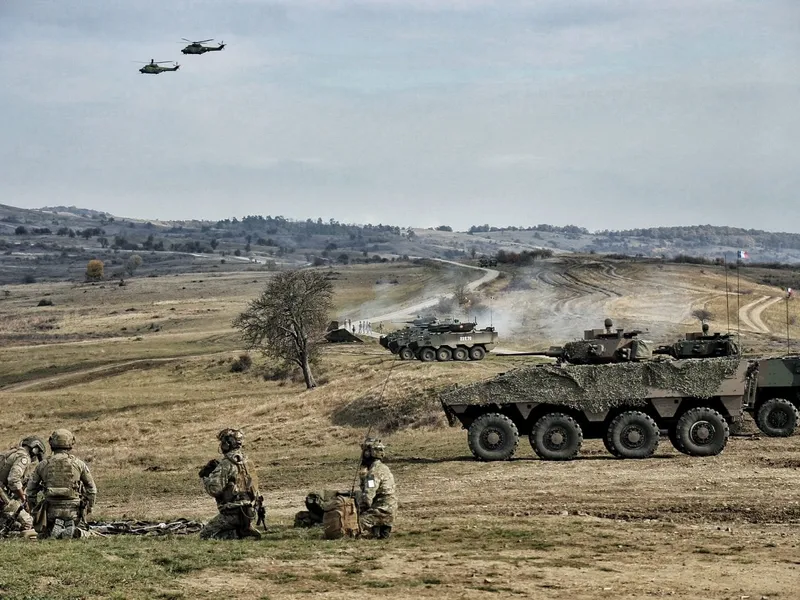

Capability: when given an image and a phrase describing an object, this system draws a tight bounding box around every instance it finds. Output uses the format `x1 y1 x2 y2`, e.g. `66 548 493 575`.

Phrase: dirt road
739 295 782 334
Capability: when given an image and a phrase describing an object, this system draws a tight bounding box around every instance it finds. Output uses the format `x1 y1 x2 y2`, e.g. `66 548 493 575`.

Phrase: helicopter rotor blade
181 38 193 42
196 38 214 43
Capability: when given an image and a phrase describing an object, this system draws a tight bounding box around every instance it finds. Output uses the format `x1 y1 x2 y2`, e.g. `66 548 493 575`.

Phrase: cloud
0 0 798 231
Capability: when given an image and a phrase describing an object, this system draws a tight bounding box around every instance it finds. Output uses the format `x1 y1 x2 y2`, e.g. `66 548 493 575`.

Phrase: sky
1 0 799 232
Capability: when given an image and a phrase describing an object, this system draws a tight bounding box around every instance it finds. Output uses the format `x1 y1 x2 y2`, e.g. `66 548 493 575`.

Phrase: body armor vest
43 454 80 501
219 453 257 506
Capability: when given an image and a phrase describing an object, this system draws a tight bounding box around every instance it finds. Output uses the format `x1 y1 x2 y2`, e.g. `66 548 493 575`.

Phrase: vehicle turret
524 319 651 364
653 323 739 359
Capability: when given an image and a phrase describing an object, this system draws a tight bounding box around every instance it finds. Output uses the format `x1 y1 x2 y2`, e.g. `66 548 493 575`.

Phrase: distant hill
2 203 800 286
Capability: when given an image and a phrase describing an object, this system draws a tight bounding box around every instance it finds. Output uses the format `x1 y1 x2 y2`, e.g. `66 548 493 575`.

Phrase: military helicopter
180 38 226 55
137 59 180 74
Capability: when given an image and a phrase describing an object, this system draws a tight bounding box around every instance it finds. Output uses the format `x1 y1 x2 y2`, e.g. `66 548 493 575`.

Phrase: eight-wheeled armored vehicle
408 325 499 362
440 320 756 461
380 318 496 361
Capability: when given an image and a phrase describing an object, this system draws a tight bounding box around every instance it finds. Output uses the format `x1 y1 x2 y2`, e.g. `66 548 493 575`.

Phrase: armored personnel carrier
379 317 477 360
440 320 755 461
408 325 499 362
749 356 800 437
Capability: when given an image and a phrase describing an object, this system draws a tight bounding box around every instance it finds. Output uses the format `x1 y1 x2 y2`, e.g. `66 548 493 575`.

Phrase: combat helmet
21 436 46 459
218 428 244 453
361 437 386 461
49 429 75 451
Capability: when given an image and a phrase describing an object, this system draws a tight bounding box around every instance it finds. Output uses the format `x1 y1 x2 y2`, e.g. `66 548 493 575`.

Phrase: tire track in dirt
0 352 229 393
739 295 781 334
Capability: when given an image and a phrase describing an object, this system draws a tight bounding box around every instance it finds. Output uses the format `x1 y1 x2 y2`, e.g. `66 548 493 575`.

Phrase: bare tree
233 269 333 389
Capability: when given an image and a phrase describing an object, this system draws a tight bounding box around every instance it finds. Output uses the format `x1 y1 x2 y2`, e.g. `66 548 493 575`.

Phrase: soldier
26 429 97 539
199 428 264 540
357 438 397 539
0 436 46 538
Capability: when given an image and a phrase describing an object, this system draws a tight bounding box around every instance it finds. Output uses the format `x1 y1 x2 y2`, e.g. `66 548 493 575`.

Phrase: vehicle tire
453 346 469 361
467 413 519 461
418 347 436 362
436 347 453 362
529 413 583 461
602 434 621 457
398 347 415 361
674 407 729 456
469 346 486 361
605 411 660 459
756 398 799 437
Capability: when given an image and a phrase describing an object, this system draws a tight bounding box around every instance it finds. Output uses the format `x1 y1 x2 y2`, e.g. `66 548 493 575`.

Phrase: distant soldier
199 428 264 540
26 429 97 539
357 438 397 539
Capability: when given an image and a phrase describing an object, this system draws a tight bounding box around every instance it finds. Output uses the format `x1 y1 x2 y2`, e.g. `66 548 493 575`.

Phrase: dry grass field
1 258 799 600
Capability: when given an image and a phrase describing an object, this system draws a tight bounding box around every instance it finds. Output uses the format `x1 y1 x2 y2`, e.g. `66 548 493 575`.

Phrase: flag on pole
737 250 749 259
788 288 794 298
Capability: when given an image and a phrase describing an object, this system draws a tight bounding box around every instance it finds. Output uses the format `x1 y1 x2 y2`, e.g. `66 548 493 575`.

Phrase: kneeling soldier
200 429 264 540
357 438 397 539
26 429 96 539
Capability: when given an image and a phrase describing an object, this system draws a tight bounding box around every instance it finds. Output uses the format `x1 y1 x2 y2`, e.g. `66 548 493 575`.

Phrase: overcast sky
1 1 798 231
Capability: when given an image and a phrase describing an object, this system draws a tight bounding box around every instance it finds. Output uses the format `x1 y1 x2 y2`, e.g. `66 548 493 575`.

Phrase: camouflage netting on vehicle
440 357 742 413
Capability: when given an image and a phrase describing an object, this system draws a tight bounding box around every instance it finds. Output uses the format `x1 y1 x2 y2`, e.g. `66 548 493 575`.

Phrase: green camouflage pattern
440 357 744 413
358 460 397 521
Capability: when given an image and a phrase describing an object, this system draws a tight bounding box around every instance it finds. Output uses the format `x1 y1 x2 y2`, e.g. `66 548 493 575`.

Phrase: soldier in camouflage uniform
25 429 97 539
199 429 264 540
0 436 46 538
357 438 397 539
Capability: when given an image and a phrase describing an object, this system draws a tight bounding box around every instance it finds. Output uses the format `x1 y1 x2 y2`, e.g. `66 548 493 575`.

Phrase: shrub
86 259 104 281
37 298 54 307
230 353 253 373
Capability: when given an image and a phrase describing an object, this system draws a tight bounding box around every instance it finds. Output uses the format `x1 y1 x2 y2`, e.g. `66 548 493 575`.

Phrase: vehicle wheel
467 413 519 461
453 347 469 361
398 347 415 361
605 411 660 459
674 407 729 456
469 346 486 361
436 347 453 362
418 347 436 362
529 413 583 461
756 398 799 437
602 434 621 457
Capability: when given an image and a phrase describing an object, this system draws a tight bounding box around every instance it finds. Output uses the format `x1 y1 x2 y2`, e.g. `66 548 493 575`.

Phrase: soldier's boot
378 525 392 540
55 519 77 540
